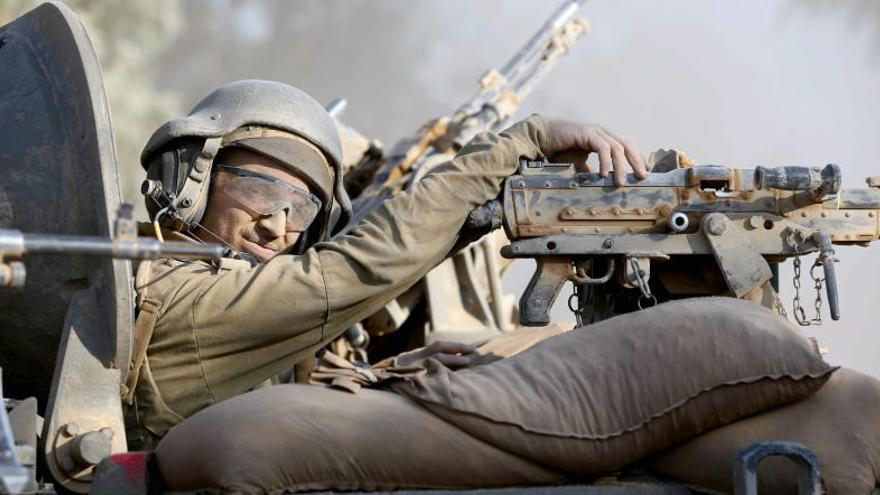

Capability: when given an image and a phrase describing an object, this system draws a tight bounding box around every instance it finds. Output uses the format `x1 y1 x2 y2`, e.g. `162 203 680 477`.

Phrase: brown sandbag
471 323 573 366
652 368 880 495
387 297 835 475
156 385 568 494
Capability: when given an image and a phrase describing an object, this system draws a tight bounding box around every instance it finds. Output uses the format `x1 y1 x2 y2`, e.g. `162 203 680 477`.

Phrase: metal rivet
801 212 808 218
544 181 552 188
602 238 614 249
181 197 193 208
71 431 113 467
747 215 763 230
569 182 577 189
210 114 221 120
706 215 728 236
517 180 526 188
64 422 80 437
845 212 851 218
821 212 827 218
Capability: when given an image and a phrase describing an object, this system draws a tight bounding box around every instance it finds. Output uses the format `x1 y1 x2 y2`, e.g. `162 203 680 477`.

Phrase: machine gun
342 1 590 353
479 159 880 327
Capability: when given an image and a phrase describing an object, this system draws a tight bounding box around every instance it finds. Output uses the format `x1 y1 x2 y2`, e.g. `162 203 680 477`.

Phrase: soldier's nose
256 210 287 239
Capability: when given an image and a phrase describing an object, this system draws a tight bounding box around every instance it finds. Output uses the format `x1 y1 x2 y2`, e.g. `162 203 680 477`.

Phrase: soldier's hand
544 118 649 187
396 341 477 369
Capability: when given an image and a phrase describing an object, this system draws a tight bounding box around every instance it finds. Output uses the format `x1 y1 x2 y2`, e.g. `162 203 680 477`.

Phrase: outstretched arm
156 115 644 402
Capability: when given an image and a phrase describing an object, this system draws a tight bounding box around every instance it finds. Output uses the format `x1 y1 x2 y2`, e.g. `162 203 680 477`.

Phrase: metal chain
792 255 824 326
810 260 825 326
568 283 584 328
630 258 657 310
792 256 807 325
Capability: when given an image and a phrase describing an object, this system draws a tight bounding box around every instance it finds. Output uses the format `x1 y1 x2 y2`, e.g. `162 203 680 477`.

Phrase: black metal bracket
733 441 822 495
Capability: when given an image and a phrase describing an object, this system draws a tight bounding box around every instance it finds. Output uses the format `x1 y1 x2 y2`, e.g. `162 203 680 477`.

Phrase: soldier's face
198 149 316 263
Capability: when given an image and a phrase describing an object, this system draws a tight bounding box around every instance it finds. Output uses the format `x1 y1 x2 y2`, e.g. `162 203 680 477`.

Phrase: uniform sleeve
188 115 552 398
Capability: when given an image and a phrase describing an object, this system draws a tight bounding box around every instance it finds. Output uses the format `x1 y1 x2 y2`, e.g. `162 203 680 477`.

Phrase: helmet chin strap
186 221 257 266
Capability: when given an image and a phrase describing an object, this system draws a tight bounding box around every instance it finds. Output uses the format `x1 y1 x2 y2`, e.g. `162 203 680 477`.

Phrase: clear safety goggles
214 165 323 232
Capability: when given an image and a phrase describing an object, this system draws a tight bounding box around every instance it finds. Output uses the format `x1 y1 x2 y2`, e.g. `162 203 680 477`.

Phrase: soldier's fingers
622 138 649 178
598 127 649 180
609 132 650 179
430 341 477 355
435 353 472 369
597 130 630 187
593 138 613 179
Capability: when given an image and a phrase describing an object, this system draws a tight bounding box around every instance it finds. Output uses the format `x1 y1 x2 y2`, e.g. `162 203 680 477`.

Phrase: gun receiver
492 160 880 326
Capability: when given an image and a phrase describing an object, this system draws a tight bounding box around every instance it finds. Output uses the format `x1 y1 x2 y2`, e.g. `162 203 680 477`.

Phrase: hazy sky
150 0 879 376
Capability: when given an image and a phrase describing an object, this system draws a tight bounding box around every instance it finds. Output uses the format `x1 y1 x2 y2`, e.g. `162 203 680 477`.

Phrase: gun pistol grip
519 258 571 327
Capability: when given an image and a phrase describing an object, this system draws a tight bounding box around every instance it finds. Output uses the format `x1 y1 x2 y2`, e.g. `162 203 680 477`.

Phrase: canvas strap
121 298 161 405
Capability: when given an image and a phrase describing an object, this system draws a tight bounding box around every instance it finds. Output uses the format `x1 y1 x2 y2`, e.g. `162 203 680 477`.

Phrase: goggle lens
215 166 323 232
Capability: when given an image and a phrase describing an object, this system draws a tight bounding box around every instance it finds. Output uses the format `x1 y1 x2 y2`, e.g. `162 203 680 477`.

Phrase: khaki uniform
124 116 552 449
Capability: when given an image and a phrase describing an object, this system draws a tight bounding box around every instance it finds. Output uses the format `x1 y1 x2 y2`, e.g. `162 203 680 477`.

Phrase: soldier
125 79 648 449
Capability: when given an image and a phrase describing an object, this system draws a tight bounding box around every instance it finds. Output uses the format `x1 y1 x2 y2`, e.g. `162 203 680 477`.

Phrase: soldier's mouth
242 238 277 262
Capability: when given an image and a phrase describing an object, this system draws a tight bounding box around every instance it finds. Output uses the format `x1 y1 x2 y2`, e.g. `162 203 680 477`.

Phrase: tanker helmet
140 80 351 249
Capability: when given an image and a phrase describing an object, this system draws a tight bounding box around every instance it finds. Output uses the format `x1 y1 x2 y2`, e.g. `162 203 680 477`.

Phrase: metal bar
814 231 841 320
20 233 223 260
500 1 585 80
325 98 347 118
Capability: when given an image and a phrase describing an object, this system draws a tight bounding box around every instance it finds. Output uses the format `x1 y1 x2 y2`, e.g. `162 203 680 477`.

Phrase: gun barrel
4 231 224 260
500 0 585 80
325 98 348 118
451 0 588 150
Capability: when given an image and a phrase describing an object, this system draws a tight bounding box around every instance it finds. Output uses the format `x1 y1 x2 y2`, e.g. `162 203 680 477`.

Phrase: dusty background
3 0 878 376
